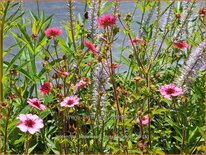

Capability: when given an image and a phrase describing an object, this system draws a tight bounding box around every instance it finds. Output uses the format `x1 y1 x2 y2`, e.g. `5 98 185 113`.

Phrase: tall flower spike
160 1 174 32
92 62 108 118
67 0 77 52
88 0 99 40
112 0 120 16
176 41 205 89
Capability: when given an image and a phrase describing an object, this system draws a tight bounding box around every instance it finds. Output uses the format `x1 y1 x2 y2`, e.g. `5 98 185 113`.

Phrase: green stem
25 132 30 154
0 0 10 105
3 105 10 154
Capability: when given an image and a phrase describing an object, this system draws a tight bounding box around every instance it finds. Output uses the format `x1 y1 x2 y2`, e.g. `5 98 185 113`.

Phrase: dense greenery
0 1 205 154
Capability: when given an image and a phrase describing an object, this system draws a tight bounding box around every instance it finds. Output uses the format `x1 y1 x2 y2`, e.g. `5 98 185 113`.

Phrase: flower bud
10 69 17 76
44 56 49 61
52 73 59 79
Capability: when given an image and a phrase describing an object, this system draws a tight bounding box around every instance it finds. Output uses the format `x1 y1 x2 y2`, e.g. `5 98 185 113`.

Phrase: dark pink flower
84 39 97 55
40 82 51 95
136 115 149 125
27 98 46 110
173 41 189 49
159 83 183 100
17 114 44 134
97 14 116 29
199 8 206 16
44 27 62 37
75 80 87 89
60 95 79 108
129 37 143 44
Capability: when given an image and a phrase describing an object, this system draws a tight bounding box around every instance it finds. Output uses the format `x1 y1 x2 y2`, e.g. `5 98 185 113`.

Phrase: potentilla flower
56 70 69 76
136 115 149 125
44 27 62 37
97 14 116 29
129 37 143 44
159 83 183 100
27 98 46 110
75 80 88 89
17 114 44 134
40 82 51 95
173 41 189 49
84 39 97 55
60 95 79 108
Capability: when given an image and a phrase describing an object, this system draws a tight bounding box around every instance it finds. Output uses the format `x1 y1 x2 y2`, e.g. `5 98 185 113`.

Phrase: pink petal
17 123 28 132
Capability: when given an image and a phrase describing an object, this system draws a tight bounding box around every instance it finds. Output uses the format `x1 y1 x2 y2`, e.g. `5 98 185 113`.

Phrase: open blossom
136 115 149 125
75 80 88 89
44 27 62 37
173 41 189 49
97 14 116 29
27 98 46 110
159 83 183 100
56 70 69 76
60 95 79 108
17 114 44 134
84 39 97 54
40 82 51 95
129 37 143 44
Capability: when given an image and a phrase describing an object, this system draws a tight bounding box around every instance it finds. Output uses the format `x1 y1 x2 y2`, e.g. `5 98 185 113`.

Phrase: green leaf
5 45 26 72
188 127 198 143
28 144 38 154
173 136 182 142
14 134 25 145
39 108 51 119
198 127 206 140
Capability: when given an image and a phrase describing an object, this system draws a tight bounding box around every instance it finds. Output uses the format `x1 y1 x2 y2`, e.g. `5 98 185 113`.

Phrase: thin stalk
0 0 10 105
181 125 186 153
1 2 10 154
203 16 206 154
68 0 77 52
3 105 10 154
25 132 30 154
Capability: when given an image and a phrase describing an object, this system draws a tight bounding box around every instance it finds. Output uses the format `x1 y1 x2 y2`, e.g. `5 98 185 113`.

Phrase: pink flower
84 39 97 55
17 114 44 134
27 98 46 110
136 115 149 125
159 83 183 100
44 27 62 37
56 70 69 76
75 80 87 89
40 82 51 95
173 41 189 49
129 37 143 44
60 95 79 108
97 14 116 29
